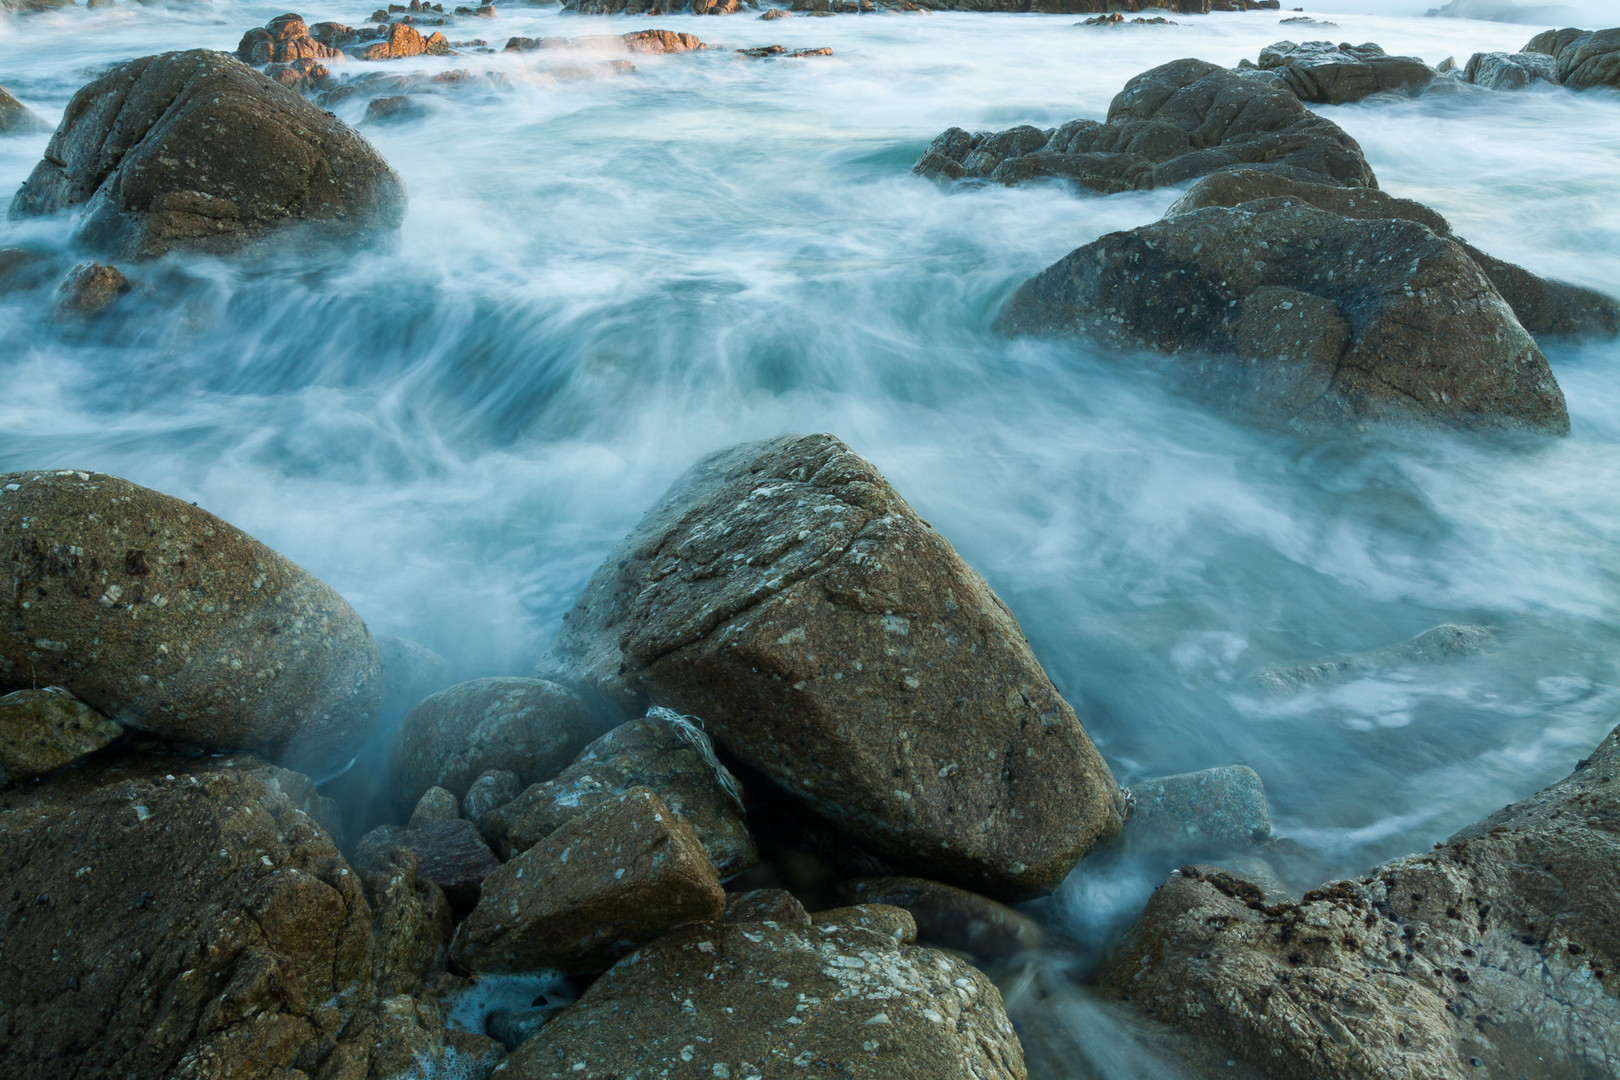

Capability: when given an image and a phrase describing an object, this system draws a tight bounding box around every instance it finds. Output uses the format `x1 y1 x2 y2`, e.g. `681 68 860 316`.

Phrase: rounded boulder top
0 469 382 775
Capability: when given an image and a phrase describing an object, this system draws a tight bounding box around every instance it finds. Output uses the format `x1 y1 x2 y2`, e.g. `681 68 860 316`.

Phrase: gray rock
408 785 460 828
390 676 610 807
7 50 405 259
1253 623 1497 693
375 633 454 721
464 768 523 830
1255 40 1435 103
539 434 1124 899
1123 766 1272 854
997 197 1571 436
1103 722 1620 1080
1524 27 1620 91
0 686 123 781
915 58 1376 194
1462 49 1558 90
0 470 383 776
495 903 1028 1080
450 786 727 974
481 709 755 873
0 84 46 134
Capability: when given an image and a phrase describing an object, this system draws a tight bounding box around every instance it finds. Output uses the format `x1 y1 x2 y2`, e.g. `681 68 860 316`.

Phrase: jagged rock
838 875 1049 963
481 710 756 873
451 786 727 974
1255 40 1435 103
1252 623 1497 693
915 59 1376 194
495 903 1027 1079
390 677 609 807
997 192 1571 435
1462 49 1557 89
0 686 123 781
1168 169 1620 341
350 22 452 60
0 84 46 134
1103 721 1620 1080
54 261 129 316
408 785 460 828
236 13 342 64
539 434 1123 899
622 28 706 51
0 470 383 774
356 818 501 912
375 633 453 721
7 51 405 259
1525 27 1620 91
263 58 333 93
360 846 455 996
1123 766 1272 853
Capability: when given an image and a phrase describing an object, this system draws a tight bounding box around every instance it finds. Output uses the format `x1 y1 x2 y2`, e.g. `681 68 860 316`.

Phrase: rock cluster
1245 40 1435 103
1523 27 1620 91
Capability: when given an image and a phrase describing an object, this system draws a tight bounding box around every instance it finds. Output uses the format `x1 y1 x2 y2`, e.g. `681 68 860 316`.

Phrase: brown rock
356 818 501 913
463 767 522 829
351 22 453 59
54 261 130 316
451 786 726 974
496 902 1027 1079
390 676 610 806
360 845 454 996
719 887 810 925
621 28 705 52
539 434 1123 899
408 784 460 828
1103 722 1620 1080
236 13 342 65
0 470 383 775
838 875 1048 963
481 710 756 873
0 686 123 781
0 83 45 134
7 51 405 260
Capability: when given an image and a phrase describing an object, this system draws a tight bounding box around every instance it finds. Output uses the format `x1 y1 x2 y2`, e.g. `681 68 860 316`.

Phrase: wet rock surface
1526 27 1620 90
390 676 609 806
1253 40 1435 103
838 875 1049 964
0 470 383 775
0 83 46 134
997 188 1571 436
495 902 1027 1079
1123 765 1272 854
1462 49 1557 90
1104 721 1620 1080
1253 623 1497 693
0 686 123 781
7 50 406 259
452 786 727 974
54 260 130 316
236 12 342 65
915 59 1376 194
482 710 756 872
540 433 1123 898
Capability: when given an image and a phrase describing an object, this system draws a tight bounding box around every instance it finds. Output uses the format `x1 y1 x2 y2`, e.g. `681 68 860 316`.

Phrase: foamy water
3 0 1619 1069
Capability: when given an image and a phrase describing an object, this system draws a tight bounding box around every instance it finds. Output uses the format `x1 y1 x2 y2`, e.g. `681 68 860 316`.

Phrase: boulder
450 786 727 974
481 709 756 873
838 875 1049 963
54 260 129 316
407 784 460 828
1462 49 1557 90
0 686 123 781
236 13 342 65
0 84 46 134
0 470 383 775
1168 169 1620 341
263 57 333 94
1524 27 1620 91
360 845 455 996
997 197 1571 435
1252 623 1497 693
1123 765 1272 853
914 59 1376 193
720 886 810 924
464 768 523 829
7 51 405 260
494 902 1027 1079
351 23 453 60
539 434 1124 899
1103 721 1620 1080
356 818 501 912
622 29 706 51
389 676 609 806
1255 40 1435 103
375 633 453 720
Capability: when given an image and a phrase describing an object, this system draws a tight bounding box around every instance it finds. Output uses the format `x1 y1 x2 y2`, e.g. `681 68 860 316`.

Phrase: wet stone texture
0 685 123 781
540 433 1123 899
494 902 1027 1080
1123 765 1272 854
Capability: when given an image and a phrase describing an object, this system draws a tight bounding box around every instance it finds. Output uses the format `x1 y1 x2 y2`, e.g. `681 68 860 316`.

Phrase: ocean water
3 0 1619 1072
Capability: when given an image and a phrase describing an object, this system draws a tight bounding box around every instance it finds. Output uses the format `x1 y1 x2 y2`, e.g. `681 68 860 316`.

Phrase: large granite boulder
7 50 405 259
389 676 610 807
539 434 1124 899
1167 169 1620 341
481 709 756 872
1253 40 1435 103
1462 49 1558 90
1525 27 1620 90
494 903 1027 1079
997 195 1570 435
914 59 1376 194
0 470 382 775
1103 721 1620 1080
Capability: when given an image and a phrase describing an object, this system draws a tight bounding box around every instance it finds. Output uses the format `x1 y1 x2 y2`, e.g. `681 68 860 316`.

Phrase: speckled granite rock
0 686 123 781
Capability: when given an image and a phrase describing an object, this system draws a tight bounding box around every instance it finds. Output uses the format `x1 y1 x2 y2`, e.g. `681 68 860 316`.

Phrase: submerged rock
7 51 405 260
1462 49 1557 90
915 59 1376 193
451 786 727 974
0 470 383 775
540 434 1124 899
997 194 1570 436
0 686 123 781
838 875 1049 963
1252 623 1497 693
1524 27 1620 91
482 709 756 873
1104 721 1620 1079
54 260 130 316
390 676 609 806
496 903 1027 1079
1254 40 1434 103
1123 765 1272 853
